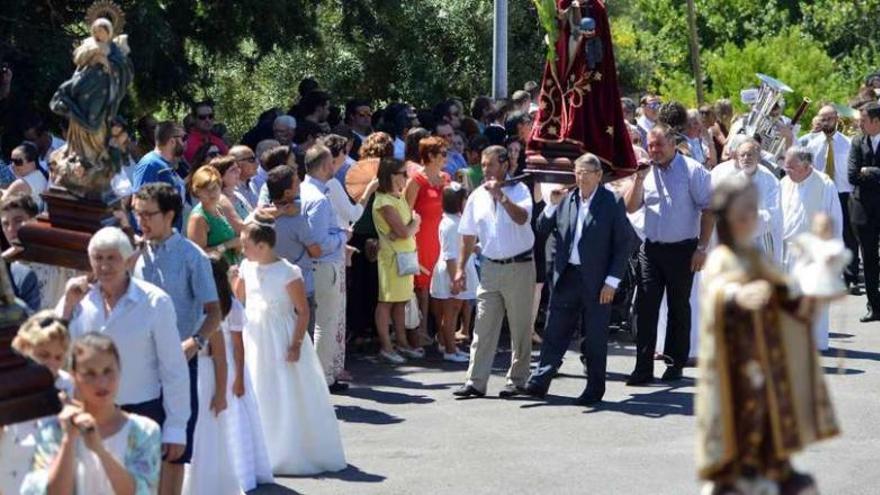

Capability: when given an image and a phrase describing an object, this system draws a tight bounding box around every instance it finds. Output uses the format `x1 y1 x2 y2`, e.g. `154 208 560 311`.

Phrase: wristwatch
192 334 207 351
696 244 708 253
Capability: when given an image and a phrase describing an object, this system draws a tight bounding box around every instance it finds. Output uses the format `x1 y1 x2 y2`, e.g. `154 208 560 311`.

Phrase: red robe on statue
526 0 637 182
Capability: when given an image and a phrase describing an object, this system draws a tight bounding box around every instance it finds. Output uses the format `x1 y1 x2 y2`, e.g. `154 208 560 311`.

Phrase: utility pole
686 0 704 105
493 0 508 99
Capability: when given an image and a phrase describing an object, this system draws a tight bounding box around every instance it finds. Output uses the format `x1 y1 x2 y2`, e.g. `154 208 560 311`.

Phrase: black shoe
861 311 880 323
452 384 485 398
498 384 525 398
328 381 350 394
573 391 603 407
849 285 863 296
626 372 654 386
660 366 683 381
522 382 548 399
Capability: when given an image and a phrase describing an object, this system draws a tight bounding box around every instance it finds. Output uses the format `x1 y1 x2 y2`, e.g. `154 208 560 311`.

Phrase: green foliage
610 0 874 123
657 28 850 123
532 0 559 62
1 0 876 142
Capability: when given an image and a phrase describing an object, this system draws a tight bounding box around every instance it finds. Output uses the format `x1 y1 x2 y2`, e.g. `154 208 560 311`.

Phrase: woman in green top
373 157 423 364
187 165 241 264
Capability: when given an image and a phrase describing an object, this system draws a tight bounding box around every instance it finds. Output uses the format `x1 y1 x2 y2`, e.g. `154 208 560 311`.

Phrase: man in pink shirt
183 100 228 164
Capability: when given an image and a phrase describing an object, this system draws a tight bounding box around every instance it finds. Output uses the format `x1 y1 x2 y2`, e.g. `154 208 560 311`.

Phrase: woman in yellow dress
373 157 423 364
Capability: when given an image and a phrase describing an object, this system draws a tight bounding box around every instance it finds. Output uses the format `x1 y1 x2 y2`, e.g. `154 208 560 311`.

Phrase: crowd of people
1 58 880 494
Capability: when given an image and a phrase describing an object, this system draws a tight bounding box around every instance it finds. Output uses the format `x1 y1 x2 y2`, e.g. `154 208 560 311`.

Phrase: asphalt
253 292 880 495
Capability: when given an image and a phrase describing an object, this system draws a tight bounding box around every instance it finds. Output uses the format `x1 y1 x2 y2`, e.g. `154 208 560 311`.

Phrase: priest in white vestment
711 138 784 265
781 146 844 350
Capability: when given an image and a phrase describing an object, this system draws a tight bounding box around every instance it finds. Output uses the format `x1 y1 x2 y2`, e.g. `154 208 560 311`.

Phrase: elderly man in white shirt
712 137 783 265
452 145 535 398
781 146 843 350
57 227 191 476
802 104 859 291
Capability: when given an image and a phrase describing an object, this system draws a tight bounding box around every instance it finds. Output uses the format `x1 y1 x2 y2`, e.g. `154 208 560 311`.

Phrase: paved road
254 293 880 495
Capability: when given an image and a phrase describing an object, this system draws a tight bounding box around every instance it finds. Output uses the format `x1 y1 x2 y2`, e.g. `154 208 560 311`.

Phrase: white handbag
404 295 421 329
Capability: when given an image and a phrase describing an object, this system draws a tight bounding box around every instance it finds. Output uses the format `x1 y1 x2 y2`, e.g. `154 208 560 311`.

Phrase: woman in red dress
404 136 450 348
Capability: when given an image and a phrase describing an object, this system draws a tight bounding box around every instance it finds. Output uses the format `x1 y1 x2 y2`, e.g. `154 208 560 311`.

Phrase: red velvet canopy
525 0 637 183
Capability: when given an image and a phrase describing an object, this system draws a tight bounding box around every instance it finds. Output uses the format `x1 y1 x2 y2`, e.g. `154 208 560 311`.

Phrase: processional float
1 0 131 426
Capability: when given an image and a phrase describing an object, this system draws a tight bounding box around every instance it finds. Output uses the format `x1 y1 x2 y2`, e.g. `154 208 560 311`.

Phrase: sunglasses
236 155 256 163
38 315 68 328
10 158 25 166
206 151 221 158
197 113 215 120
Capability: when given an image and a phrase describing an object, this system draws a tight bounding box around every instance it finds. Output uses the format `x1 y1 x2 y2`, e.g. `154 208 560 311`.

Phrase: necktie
825 136 835 182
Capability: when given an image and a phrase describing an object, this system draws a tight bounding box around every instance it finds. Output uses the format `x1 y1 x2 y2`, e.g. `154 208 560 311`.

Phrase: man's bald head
817 105 839 135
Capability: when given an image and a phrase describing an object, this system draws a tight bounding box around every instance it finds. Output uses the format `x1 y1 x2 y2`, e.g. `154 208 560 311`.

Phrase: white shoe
443 352 470 363
380 350 406 364
398 347 424 359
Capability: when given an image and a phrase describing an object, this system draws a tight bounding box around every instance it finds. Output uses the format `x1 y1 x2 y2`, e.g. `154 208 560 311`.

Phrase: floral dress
22 413 161 495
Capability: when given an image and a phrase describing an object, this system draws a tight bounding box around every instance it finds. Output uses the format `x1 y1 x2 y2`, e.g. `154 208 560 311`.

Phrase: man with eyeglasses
452 145 536 399
133 121 188 231
131 182 221 495
183 100 228 164
523 153 633 406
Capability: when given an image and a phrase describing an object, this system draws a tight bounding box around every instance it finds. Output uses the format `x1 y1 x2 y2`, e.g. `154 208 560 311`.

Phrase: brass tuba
741 73 797 157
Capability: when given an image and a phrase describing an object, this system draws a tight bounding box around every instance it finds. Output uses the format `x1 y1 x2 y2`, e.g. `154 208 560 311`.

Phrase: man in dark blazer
847 102 880 322
523 153 633 405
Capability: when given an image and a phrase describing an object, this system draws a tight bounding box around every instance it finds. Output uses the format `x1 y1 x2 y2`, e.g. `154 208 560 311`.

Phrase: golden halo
85 1 126 34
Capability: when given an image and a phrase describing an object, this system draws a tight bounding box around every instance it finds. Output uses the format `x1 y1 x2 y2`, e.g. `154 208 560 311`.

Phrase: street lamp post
493 0 508 99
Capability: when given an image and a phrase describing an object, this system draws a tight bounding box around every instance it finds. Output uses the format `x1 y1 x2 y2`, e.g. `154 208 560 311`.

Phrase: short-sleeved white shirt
458 181 534 260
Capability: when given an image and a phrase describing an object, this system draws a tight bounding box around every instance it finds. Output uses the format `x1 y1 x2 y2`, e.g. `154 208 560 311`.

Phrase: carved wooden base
15 187 120 271
524 140 586 184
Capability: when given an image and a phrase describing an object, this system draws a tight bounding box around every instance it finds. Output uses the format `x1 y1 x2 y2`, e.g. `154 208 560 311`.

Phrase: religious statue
788 213 851 298
49 1 132 200
697 178 839 495
526 0 636 183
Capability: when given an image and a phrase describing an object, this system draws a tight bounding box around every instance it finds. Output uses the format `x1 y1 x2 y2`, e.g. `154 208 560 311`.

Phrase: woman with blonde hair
187 165 241 264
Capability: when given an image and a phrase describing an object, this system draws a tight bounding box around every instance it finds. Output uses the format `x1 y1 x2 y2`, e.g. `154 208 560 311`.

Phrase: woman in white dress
183 259 242 495
211 253 273 491
232 215 346 476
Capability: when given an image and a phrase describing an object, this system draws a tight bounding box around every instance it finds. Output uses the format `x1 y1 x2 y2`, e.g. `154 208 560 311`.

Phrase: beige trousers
314 261 345 384
465 259 536 392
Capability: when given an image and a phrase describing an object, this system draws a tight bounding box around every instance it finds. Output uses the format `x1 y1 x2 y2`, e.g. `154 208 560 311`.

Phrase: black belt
486 249 533 265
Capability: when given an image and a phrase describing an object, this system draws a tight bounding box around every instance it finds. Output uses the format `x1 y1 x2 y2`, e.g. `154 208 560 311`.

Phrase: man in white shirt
452 145 535 398
712 138 783 265
803 104 859 291
781 146 842 350
58 227 190 495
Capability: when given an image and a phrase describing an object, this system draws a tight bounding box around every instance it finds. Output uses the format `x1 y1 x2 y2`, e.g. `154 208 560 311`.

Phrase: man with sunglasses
229 145 260 208
133 121 188 232
183 100 228 165
637 94 662 146
452 145 536 398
